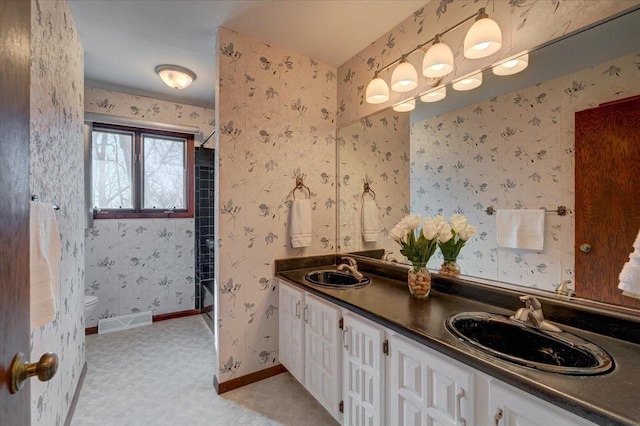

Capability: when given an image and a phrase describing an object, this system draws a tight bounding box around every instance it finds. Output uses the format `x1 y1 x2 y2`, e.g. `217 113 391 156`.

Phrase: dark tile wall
195 147 215 331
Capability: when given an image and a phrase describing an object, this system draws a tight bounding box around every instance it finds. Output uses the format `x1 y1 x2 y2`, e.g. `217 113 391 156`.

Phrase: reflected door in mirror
575 95 640 309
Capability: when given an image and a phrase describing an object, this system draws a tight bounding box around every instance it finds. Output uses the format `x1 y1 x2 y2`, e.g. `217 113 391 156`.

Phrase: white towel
30 202 61 330
362 199 379 242
619 227 640 296
290 199 312 248
496 209 545 251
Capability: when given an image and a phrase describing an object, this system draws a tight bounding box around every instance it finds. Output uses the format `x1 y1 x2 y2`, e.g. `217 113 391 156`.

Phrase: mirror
337 8 640 311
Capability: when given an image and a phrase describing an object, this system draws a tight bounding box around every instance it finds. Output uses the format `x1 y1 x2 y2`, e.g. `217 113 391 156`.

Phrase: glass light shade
365 76 390 104
392 99 416 112
422 42 454 78
452 71 483 91
420 86 446 103
155 65 196 89
464 17 502 59
492 52 529 76
391 61 418 92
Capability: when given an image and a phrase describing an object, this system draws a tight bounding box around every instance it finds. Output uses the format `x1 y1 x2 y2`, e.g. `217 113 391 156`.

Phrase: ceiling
69 0 428 108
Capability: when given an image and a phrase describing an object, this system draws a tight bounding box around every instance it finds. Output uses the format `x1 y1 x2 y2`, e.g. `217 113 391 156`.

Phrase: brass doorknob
579 243 592 253
10 352 58 394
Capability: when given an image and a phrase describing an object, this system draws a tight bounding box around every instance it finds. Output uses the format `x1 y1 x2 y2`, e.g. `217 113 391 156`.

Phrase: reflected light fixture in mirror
420 86 446 102
452 71 483 91
155 64 196 89
391 56 418 92
365 72 390 104
492 51 529 76
422 35 454 78
393 98 416 112
464 8 502 59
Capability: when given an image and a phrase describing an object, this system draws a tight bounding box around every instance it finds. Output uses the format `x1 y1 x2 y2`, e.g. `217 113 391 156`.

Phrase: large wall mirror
337 7 640 312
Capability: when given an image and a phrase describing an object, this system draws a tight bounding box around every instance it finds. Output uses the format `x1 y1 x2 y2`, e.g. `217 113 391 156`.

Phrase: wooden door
0 0 32 424
575 96 640 309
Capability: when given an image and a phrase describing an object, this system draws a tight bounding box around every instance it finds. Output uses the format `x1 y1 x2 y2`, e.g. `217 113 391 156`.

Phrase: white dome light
452 71 483 91
464 8 502 59
393 99 416 112
420 86 446 103
492 51 529 76
155 64 196 89
422 36 454 78
365 75 390 104
391 59 418 92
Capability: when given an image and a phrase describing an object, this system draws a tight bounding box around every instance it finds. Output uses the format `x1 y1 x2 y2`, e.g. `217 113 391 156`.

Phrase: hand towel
496 209 545 251
30 202 61 330
362 199 379 242
290 199 312 248
619 227 640 296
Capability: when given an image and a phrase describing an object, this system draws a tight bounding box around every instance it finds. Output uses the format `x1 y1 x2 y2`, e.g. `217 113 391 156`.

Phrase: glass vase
439 258 461 277
407 264 431 298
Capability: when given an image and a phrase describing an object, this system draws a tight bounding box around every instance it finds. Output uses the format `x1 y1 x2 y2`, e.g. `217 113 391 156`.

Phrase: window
91 123 194 218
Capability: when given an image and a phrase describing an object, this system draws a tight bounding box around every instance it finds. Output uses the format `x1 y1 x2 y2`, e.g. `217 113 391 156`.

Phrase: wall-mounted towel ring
292 176 311 199
31 195 60 211
362 182 376 202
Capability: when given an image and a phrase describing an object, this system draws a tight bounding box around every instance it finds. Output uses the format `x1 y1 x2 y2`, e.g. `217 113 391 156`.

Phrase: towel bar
485 205 567 216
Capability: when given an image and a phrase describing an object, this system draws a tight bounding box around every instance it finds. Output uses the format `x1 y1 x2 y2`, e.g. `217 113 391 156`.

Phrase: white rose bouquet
388 214 446 269
438 214 477 276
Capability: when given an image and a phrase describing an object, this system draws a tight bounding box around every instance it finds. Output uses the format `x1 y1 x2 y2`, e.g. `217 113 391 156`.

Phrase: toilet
84 294 98 318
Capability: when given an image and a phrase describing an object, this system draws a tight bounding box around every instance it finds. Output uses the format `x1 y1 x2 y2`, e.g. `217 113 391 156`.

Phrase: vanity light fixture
364 7 503 105
365 71 390 104
155 64 197 90
452 71 483 91
391 56 418 92
492 51 529 76
393 98 416 112
463 8 502 59
422 35 454 78
420 86 447 103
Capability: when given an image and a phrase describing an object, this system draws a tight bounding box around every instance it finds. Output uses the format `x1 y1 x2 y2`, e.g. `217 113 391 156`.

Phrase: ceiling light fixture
391 56 418 92
464 8 502 59
364 8 503 105
393 99 416 112
155 64 197 90
422 35 454 78
452 71 483 91
492 51 529 76
365 71 390 104
420 86 446 103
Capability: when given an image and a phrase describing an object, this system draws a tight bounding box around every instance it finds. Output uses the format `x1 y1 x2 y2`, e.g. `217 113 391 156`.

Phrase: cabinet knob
579 243 592 253
494 408 503 425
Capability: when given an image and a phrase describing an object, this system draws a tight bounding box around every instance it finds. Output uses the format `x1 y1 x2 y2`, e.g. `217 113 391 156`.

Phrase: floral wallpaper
410 51 640 291
83 88 214 328
85 219 195 327
85 87 215 146
215 27 337 383
338 108 410 256
29 0 85 424
337 0 638 127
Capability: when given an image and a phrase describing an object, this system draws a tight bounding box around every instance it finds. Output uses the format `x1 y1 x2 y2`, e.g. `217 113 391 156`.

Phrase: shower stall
195 147 215 333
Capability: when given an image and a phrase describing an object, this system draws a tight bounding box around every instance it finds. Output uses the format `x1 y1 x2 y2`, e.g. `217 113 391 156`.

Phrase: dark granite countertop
276 261 640 426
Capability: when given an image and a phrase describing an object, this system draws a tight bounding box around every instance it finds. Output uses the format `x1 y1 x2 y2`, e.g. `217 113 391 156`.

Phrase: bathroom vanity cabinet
278 278 596 426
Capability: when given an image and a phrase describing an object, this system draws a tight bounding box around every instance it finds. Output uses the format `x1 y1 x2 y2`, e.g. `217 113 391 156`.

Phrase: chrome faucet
510 295 562 332
337 256 364 280
555 279 576 297
381 250 398 263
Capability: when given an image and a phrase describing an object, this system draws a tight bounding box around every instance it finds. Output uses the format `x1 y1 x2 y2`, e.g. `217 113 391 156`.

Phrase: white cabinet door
343 313 385 426
305 293 343 421
489 380 595 426
390 334 474 426
278 280 305 383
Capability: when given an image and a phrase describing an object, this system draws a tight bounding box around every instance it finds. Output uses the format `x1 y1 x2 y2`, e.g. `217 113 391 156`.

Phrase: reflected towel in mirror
496 209 545 251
